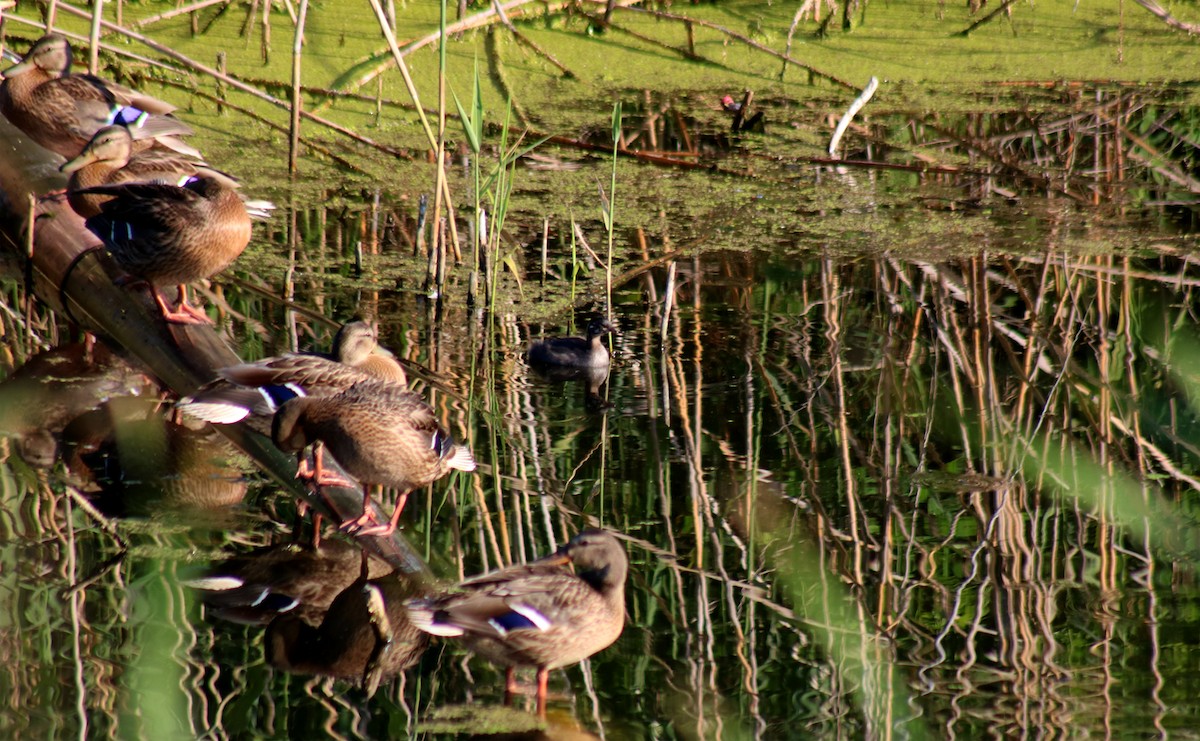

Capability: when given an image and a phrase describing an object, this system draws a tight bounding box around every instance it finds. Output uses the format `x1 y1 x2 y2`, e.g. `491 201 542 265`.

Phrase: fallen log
0 113 434 583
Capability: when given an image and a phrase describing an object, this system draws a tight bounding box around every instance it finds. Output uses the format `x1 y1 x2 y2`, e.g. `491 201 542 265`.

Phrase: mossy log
0 115 433 583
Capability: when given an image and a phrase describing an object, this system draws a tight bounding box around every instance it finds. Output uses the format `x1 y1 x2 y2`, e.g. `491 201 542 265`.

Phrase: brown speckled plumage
0 34 191 159
178 322 407 430
272 380 475 537
407 530 627 710
78 175 251 323
62 126 237 219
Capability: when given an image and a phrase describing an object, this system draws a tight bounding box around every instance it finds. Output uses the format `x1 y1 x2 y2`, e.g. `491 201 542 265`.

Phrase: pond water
4 3 1200 739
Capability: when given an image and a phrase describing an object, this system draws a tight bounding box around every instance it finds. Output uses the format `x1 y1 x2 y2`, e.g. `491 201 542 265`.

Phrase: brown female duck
407 530 627 713
61 125 242 219
272 379 476 537
178 321 408 427
76 174 252 324
0 34 194 160
327 321 408 385
526 317 617 369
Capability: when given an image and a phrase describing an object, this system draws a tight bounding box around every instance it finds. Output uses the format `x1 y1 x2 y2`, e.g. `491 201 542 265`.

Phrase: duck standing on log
73 174 255 325
271 379 476 538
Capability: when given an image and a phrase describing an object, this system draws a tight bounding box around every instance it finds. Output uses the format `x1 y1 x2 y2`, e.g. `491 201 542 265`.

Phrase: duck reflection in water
267 570 430 692
525 317 617 411
61 398 248 517
189 540 393 625
192 540 427 692
0 341 155 469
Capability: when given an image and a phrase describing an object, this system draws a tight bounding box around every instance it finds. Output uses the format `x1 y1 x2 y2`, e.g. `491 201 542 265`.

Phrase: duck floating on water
526 317 617 369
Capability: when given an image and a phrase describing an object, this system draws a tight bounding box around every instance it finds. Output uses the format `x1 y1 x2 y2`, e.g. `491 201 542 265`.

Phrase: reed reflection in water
4 235 1200 737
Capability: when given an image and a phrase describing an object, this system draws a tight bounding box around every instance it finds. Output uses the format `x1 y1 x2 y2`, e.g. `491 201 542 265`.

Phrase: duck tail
446 444 477 472
405 600 466 637
178 384 306 424
242 199 276 221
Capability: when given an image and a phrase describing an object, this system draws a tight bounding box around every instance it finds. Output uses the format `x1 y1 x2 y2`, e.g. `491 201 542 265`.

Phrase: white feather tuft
176 401 252 424
447 445 477 472
406 603 466 637
182 575 245 591
509 603 553 631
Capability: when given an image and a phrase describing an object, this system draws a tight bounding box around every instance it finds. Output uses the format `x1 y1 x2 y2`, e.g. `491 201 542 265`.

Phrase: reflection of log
0 114 433 583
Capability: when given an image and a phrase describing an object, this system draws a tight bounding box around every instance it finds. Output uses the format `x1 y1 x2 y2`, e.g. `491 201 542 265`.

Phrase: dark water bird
526 317 616 369
0 34 195 160
407 530 627 713
76 175 252 324
177 321 407 428
61 125 245 219
266 571 429 691
272 379 476 537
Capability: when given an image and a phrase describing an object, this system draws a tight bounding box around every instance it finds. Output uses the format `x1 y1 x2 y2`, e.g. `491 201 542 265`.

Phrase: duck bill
534 551 572 567
3 58 33 77
60 150 99 173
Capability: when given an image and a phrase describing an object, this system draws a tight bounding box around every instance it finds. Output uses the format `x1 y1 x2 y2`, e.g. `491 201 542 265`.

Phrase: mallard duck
526 317 617 369
178 321 408 427
0 34 196 160
328 321 408 385
76 175 252 324
61 125 243 219
406 530 627 712
272 380 476 537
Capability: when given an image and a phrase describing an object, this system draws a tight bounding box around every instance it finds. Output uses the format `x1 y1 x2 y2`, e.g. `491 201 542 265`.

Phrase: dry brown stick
578 9 705 62
366 0 462 261
87 0 103 74
492 0 575 77
289 0 310 173
178 81 366 172
3 14 196 77
340 0 572 96
1131 0 1200 35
